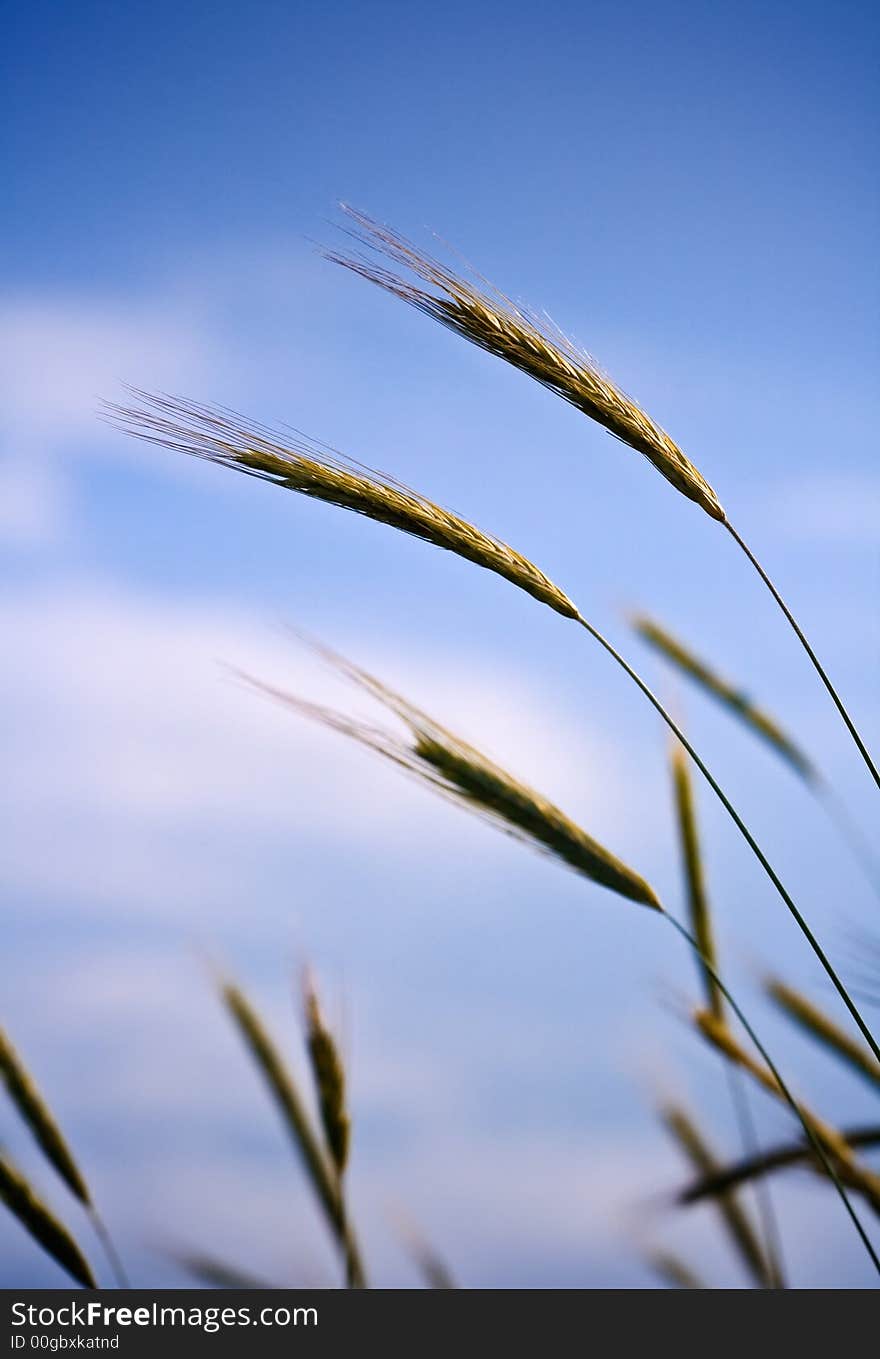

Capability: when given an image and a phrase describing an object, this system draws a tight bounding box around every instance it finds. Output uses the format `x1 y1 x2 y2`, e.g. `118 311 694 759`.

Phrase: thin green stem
574 614 880 1066
87 1207 129 1289
725 520 880 793
665 914 880 1275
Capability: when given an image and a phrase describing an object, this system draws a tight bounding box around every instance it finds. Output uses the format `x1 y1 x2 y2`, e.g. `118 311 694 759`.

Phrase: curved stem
665 914 880 1275
681 1125 880 1204
87 1207 129 1289
725 520 880 793
574 614 880 1066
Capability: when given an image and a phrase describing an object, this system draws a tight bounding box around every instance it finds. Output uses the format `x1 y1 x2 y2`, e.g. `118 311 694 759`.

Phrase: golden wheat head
0 1156 96 1289
104 389 578 622
326 207 725 522
0 1029 90 1206
221 983 343 1233
241 641 661 910
221 980 367 1288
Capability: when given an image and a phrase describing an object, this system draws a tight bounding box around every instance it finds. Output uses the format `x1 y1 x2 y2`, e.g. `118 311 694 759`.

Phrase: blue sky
2 0 879 1287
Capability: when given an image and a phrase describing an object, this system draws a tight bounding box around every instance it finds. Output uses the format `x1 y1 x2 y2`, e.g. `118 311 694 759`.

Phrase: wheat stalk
662 918 879 1268
694 1008 880 1213
0 1028 127 1287
106 391 879 1062
0 1155 96 1288
766 979 880 1092
667 744 785 1282
326 208 725 522
636 614 879 891
221 980 366 1288
661 1103 776 1288
680 1125 880 1203
104 390 578 621
723 522 880 792
240 648 661 910
303 975 351 1177
327 207 880 790
0 1029 90 1205
637 617 815 780
244 641 877 1268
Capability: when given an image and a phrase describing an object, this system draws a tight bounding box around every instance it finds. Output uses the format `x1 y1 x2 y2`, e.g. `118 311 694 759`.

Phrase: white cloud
0 294 216 550
0 297 211 444
0 574 642 925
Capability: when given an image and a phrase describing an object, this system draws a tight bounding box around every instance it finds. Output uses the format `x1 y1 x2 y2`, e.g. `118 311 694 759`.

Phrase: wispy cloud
750 471 880 546
0 295 216 549
0 574 645 924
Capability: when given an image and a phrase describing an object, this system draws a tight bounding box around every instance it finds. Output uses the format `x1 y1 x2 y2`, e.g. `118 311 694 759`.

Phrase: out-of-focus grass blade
661 1103 776 1288
680 1124 880 1203
632 614 816 781
669 742 723 1019
644 1247 706 1289
221 980 366 1288
0 1154 96 1289
767 979 880 1093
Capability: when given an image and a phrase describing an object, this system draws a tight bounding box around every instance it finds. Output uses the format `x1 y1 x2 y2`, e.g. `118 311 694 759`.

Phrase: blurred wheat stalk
632 613 879 892
0 1027 127 1287
221 975 366 1288
652 738 879 1284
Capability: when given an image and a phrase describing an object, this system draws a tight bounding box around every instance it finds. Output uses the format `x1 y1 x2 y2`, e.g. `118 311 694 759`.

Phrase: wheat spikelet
661 1104 775 1288
766 979 880 1092
104 389 579 621
221 983 343 1230
303 976 350 1176
241 643 661 910
0 1155 96 1288
0 1029 90 1206
326 207 725 522
669 743 723 1019
693 1009 880 1212
632 615 816 781
221 981 366 1288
